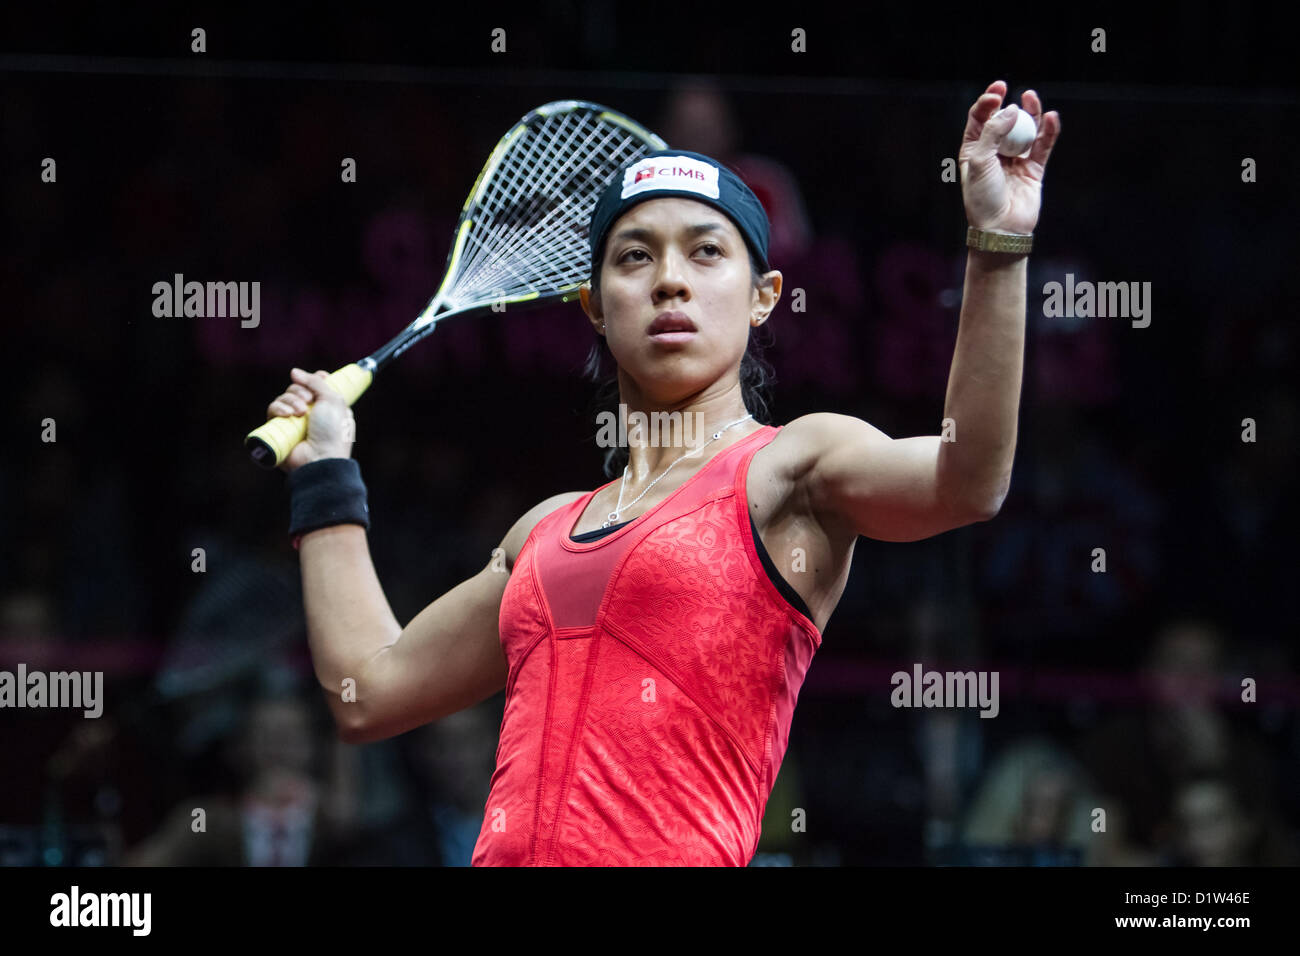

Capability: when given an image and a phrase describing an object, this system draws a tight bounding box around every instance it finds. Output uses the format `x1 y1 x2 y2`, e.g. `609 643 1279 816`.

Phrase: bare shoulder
750 413 891 545
499 491 588 567
758 412 890 482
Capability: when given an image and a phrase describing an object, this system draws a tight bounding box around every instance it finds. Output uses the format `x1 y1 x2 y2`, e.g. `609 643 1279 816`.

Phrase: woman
265 80 1060 865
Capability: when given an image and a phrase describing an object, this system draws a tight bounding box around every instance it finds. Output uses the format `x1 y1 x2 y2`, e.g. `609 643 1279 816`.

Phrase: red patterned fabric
471 425 822 866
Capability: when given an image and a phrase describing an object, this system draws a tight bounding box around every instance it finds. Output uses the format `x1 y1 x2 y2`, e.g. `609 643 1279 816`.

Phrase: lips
648 312 698 335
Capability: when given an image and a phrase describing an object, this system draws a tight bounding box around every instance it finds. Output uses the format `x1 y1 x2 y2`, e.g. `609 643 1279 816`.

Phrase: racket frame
245 100 666 468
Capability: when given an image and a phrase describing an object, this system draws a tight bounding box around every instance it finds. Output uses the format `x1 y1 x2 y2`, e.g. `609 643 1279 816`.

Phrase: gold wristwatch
966 227 1033 255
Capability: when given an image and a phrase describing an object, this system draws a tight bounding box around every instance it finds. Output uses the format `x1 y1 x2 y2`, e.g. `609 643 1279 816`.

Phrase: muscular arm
300 491 584 743
781 81 1056 544
778 250 1025 543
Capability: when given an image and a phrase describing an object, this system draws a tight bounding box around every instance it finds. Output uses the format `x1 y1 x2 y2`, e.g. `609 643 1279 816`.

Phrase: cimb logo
890 663 999 718
595 404 707 449
620 156 719 200
635 165 705 183
152 273 260 328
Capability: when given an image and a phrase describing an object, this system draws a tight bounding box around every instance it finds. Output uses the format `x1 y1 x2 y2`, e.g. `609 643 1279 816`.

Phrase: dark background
1 3 1296 866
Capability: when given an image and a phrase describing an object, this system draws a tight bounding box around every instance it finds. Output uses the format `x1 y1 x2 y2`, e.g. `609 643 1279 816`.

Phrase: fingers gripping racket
245 100 667 467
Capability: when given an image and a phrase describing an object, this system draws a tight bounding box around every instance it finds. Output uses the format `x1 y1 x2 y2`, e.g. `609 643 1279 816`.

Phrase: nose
651 248 690 302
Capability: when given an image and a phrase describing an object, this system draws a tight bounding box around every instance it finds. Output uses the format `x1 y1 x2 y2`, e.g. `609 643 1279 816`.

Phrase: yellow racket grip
245 363 374 469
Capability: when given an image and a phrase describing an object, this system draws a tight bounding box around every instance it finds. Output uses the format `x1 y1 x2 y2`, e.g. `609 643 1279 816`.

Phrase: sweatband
287 457 370 541
588 148 771 274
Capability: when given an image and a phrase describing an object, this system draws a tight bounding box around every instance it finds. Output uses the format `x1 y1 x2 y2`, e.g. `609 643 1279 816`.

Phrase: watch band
966 226 1033 254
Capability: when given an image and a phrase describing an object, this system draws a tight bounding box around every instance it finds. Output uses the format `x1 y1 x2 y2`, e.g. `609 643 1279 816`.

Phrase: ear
750 270 783 326
579 281 605 333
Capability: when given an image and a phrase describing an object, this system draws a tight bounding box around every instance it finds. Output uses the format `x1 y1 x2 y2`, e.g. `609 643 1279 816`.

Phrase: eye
618 248 649 263
698 243 721 256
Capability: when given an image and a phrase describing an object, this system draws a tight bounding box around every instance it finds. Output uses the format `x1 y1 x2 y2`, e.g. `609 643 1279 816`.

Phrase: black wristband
287 457 370 538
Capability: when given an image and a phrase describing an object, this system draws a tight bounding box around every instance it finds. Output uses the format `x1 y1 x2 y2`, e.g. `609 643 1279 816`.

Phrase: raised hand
959 79 1061 234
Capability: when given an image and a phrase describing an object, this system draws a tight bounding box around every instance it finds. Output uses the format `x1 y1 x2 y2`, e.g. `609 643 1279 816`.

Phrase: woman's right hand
266 367 357 473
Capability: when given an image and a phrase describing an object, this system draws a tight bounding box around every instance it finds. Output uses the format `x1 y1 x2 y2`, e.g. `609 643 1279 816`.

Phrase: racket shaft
244 100 664 470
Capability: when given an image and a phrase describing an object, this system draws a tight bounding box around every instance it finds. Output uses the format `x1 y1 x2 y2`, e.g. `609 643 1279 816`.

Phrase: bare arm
790 249 1027 542
777 82 1061 543
300 492 584 744
264 367 582 744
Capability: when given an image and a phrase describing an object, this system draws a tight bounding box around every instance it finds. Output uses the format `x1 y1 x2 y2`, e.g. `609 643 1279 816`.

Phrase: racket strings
446 111 656 309
483 111 595 231
456 116 611 295
471 109 604 260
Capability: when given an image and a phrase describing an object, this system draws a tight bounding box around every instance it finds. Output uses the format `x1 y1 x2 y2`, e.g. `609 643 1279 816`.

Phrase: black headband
588 149 772 275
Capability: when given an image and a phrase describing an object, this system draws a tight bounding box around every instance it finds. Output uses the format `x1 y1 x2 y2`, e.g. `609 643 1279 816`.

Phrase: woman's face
586 197 774 406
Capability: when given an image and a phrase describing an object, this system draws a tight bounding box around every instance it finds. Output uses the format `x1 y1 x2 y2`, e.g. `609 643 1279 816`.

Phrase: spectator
960 737 1100 865
1078 618 1280 856
126 690 357 866
1165 774 1297 866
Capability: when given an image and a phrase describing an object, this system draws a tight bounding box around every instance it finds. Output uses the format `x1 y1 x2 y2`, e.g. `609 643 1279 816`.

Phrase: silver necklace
602 413 754 527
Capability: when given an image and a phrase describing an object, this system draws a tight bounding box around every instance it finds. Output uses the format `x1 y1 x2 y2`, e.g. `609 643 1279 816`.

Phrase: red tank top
470 424 822 866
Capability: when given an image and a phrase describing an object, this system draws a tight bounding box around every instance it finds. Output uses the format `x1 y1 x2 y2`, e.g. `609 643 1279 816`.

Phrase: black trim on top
746 512 815 623
569 519 630 543
568 513 814 623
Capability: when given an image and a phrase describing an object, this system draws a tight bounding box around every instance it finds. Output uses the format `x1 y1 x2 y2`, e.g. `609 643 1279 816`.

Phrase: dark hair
582 249 776 478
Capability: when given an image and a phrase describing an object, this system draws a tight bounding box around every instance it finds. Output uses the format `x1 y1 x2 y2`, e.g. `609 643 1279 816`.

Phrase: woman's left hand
959 79 1061 234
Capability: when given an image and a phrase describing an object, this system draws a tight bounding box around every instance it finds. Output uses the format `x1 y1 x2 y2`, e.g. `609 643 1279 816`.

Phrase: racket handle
245 363 375 469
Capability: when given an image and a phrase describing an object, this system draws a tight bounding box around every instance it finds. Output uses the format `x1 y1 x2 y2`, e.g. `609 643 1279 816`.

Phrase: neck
613 380 756 480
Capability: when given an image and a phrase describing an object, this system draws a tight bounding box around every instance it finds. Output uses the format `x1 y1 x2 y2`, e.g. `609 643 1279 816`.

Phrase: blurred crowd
2 74 1295 866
